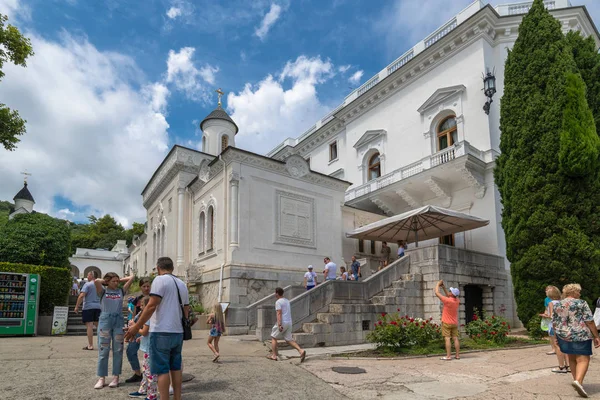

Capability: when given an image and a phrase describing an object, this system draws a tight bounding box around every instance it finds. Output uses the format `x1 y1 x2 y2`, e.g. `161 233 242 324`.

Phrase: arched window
437 116 457 150
368 152 381 181
202 136 207 152
221 135 229 152
207 206 214 251
199 212 205 253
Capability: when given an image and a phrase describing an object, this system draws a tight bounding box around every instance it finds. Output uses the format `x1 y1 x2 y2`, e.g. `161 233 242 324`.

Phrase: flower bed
464 312 511 344
367 311 442 351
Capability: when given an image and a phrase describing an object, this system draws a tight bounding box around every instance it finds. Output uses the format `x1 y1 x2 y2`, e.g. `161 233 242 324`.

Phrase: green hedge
0 262 71 315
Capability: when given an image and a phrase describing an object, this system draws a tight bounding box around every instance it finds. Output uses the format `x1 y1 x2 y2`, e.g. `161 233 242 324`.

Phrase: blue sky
0 0 598 226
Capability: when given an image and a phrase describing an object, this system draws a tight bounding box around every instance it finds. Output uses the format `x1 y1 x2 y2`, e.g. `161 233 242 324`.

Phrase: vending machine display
0 272 40 336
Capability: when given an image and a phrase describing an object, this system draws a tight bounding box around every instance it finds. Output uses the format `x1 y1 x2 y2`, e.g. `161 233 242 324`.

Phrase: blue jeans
126 336 141 372
97 313 124 377
149 332 183 375
352 273 359 281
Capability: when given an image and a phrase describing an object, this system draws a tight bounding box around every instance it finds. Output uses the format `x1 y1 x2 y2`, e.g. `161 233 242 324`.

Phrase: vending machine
0 272 41 336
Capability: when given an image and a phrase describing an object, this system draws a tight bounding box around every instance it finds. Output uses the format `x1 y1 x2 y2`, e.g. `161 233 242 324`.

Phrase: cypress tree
495 0 600 324
565 31 600 137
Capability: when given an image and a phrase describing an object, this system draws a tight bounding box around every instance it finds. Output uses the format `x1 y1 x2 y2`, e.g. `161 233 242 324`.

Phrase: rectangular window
439 234 455 246
329 142 338 161
150 217 153 227
358 239 364 253
168 198 172 212
370 240 376 254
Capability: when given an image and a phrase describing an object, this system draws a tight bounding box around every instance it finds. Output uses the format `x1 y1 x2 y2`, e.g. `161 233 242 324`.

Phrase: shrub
0 262 71 315
526 314 547 340
464 311 511 344
367 312 442 351
0 213 71 268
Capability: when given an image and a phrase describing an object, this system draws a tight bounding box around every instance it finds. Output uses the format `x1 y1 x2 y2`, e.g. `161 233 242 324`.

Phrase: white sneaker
572 380 588 398
94 378 105 389
169 386 174 396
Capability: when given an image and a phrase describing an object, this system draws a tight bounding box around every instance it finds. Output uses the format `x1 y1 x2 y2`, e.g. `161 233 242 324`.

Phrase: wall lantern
482 69 497 115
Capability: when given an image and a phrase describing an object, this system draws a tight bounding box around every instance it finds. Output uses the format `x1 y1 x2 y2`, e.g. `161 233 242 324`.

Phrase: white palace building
127 0 599 331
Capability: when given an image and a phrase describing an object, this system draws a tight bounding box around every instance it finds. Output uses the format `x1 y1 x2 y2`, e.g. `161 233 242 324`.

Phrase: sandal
552 366 568 373
440 357 452 361
300 350 306 363
213 355 220 363
266 355 278 361
455 356 460 360
94 378 105 389
82 346 94 350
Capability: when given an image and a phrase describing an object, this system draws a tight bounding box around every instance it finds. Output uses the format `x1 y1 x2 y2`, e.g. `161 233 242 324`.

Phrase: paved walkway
2 333 600 399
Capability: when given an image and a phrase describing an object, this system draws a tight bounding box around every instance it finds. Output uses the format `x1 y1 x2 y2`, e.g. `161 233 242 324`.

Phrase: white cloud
348 70 363 84
338 64 351 73
166 6 182 19
166 47 218 103
57 208 75 218
228 55 334 154
0 32 170 226
0 0 30 21
199 65 219 85
255 3 282 40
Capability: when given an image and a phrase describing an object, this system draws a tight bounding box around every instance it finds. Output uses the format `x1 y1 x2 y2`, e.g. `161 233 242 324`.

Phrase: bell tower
200 88 238 155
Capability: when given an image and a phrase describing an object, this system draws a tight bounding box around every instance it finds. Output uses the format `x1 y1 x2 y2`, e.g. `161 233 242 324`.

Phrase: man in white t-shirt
125 257 189 400
267 287 306 362
303 265 318 290
323 257 337 281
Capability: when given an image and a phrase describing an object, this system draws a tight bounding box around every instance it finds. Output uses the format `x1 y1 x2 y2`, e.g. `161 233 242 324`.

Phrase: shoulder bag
169 275 192 341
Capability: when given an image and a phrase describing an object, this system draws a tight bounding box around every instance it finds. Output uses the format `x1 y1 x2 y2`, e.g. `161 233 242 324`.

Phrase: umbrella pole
415 229 419 247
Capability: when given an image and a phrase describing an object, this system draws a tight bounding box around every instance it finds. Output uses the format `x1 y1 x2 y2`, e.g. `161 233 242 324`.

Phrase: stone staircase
291 273 424 348
65 295 128 336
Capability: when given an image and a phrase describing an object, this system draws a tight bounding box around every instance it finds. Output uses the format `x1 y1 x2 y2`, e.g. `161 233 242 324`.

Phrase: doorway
464 285 483 323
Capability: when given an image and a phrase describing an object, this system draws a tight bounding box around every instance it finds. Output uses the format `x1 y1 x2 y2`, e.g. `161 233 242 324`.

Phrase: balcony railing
344 140 487 202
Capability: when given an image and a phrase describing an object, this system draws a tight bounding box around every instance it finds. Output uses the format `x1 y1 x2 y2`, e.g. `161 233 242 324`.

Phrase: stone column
177 187 185 268
229 172 240 247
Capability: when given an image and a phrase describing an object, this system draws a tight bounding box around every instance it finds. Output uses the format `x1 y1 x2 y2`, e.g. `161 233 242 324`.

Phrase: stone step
328 303 385 314
302 322 331 334
371 296 397 305
383 288 405 297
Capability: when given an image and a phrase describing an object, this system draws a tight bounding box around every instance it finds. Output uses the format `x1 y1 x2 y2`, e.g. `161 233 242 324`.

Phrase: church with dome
9 181 36 220
128 93 351 307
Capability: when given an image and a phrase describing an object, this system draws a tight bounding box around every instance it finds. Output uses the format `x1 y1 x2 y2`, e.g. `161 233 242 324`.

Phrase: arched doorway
70 265 80 278
83 266 102 280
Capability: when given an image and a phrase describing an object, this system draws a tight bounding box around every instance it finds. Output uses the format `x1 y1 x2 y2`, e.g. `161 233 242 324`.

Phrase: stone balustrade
344 140 492 202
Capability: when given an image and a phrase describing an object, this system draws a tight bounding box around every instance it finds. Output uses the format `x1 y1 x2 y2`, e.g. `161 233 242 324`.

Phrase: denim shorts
557 336 593 356
149 332 183 375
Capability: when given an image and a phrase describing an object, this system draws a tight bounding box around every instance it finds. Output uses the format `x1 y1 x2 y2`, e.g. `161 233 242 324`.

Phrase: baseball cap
450 287 460 297
307 265 313 269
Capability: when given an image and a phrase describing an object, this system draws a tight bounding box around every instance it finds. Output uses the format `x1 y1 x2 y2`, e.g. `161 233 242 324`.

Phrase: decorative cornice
395 188 421 209
457 163 486 199
425 177 452 208
371 198 394 217
222 148 350 192
353 129 387 150
143 147 211 208
417 85 466 114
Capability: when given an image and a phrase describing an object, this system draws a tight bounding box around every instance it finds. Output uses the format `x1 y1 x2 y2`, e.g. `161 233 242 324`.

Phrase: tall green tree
0 213 71 268
495 0 600 324
0 14 34 151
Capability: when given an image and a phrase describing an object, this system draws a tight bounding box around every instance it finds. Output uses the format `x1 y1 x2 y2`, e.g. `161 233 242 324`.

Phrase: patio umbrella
345 205 489 246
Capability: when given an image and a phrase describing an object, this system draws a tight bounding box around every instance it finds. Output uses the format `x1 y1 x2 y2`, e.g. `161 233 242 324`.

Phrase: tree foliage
495 0 600 324
0 14 34 151
566 31 600 137
71 214 144 250
0 213 72 268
